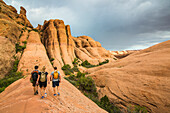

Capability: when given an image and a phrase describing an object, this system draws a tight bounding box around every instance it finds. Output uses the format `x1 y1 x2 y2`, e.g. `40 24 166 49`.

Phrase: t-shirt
39 72 48 82
31 70 40 81
51 71 60 81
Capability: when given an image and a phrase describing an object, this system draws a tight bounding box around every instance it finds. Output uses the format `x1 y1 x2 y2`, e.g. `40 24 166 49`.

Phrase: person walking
30 65 40 95
38 66 48 99
50 67 61 96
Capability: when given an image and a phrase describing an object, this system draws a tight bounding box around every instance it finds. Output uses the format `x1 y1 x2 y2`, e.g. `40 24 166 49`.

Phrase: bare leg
44 87 46 94
57 86 60 93
53 87 56 94
33 87 36 93
36 85 38 92
41 87 44 97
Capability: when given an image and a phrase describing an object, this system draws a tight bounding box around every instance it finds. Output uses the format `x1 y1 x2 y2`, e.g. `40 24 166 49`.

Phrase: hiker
30 65 40 95
50 67 61 96
38 66 48 99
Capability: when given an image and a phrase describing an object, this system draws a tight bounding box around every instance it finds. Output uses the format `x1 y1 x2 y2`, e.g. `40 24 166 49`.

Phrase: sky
4 0 170 51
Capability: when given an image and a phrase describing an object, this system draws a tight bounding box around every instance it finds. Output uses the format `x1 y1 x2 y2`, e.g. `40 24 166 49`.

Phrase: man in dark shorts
38 66 48 99
30 65 40 95
50 67 61 96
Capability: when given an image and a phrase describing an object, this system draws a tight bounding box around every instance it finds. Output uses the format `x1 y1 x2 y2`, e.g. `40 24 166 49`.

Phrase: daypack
32 70 39 81
53 71 59 79
40 72 46 82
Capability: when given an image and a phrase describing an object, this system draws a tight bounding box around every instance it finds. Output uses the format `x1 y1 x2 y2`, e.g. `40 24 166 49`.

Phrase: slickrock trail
86 40 170 113
0 31 107 113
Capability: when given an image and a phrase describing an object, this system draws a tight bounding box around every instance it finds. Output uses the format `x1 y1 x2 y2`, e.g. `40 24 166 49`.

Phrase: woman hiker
38 66 48 99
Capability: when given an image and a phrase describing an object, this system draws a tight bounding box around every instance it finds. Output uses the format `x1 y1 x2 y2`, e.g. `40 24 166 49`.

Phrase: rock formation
86 40 170 113
0 36 15 79
40 19 114 66
0 31 107 113
0 0 34 79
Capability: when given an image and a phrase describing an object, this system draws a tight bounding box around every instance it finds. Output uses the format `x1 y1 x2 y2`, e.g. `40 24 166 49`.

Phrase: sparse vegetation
113 58 117 60
127 105 148 113
15 42 26 53
19 30 23 39
63 61 147 113
50 58 55 66
62 64 74 75
0 58 23 93
32 28 39 32
64 69 121 113
99 59 109 65
81 59 109 68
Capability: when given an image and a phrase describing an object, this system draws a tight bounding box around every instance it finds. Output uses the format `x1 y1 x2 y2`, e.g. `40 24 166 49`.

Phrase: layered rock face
0 36 15 79
86 40 170 113
0 31 107 113
0 0 33 79
40 19 113 67
0 0 33 43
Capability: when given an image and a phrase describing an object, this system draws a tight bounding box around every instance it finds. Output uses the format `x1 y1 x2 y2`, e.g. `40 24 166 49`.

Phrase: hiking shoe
45 93 47 97
34 92 37 95
41 96 44 99
58 92 60 96
54 94 57 96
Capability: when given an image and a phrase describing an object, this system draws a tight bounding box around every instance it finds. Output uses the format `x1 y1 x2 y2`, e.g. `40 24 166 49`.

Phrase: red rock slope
0 31 107 113
86 40 170 113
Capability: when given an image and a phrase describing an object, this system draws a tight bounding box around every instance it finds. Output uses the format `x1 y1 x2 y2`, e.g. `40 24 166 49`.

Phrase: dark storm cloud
4 0 170 50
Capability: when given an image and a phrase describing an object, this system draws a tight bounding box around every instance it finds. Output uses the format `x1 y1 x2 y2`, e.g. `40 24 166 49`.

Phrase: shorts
32 81 38 87
39 81 47 88
52 81 60 87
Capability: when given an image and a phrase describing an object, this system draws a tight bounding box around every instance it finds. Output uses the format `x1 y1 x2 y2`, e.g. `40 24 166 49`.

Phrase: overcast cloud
4 0 170 50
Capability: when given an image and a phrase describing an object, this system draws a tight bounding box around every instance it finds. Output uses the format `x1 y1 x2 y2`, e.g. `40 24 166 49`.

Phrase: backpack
32 70 39 81
40 72 46 82
53 71 59 79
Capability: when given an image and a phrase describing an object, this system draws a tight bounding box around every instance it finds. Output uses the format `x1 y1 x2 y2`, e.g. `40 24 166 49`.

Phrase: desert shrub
134 105 147 113
99 95 121 113
62 64 73 75
0 58 23 93
50 58 55 62
77 76 97 92
50 58 55 66
76 71 85 78
99 59 109 65
72 66 79 72
113 58 117 60
32 28 38 32
72 58 79 67
81 60 109 68
15 42 26 53
28 30 32 33
81 60 96 68
22 41 27 45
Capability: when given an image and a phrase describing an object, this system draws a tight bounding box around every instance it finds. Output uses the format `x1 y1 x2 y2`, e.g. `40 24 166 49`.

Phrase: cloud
4 0 170 51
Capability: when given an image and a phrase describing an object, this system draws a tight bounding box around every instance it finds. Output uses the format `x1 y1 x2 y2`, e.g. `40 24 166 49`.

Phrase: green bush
50 58 55 66
98 95 121 113
76 71 85 78
81 60 109 68
72 58 79 67
77 76 97 92
81 60 96 68
72 66 79 72
99 59 109 65
50 58 55 62
32 28 39 32
62 64 73 75
22 41 27 45
15 43 26 53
